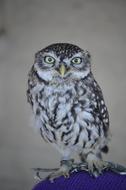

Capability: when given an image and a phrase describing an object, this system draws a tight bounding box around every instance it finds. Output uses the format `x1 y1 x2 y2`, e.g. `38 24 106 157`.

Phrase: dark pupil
48 58 52 62
74 58 78 63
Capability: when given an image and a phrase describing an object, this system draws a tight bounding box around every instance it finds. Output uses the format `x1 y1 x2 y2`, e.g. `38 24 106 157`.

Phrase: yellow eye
44 56 55 64
71 57 82 64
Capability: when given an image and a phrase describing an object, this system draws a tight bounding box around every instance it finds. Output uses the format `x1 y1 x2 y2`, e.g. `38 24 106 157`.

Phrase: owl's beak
58 64 66 77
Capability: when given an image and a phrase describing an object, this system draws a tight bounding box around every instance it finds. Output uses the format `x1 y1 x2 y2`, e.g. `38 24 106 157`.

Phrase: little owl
27 43 110 180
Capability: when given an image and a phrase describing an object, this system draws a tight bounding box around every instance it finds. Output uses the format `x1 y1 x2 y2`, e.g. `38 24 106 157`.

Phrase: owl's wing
27 65 37 107
92 79 110 138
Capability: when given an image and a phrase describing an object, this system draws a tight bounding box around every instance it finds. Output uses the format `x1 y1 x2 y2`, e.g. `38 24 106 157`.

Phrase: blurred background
0 0 126 189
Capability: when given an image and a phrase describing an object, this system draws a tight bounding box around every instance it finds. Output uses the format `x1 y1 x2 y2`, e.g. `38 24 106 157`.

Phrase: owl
27 43 110 180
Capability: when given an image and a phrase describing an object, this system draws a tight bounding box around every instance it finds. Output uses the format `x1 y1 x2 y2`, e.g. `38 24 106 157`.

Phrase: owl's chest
40 84 76 117
33 82 96 146
36 82 92 125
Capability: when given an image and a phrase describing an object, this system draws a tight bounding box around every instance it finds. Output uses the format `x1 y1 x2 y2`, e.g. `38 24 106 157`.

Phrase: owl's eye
44 56 55 64
71 57 82 64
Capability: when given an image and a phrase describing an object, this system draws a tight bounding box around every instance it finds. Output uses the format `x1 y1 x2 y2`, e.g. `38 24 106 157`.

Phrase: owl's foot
86 153 108 177
47 159 74 182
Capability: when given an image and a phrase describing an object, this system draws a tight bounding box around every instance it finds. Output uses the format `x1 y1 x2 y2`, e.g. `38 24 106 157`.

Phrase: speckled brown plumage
27 43 111 179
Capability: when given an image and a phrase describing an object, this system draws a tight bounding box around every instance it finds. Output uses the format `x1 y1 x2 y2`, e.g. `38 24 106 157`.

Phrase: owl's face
34 43 91 83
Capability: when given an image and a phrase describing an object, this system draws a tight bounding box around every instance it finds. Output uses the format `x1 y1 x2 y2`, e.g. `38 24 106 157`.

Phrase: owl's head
34 43 91 83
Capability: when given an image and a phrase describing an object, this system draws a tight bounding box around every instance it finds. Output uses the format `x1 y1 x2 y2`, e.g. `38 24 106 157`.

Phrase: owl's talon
34 174 41 182
47 170 70 182
47 159 73 182
86 153 107 177
64 173 70 178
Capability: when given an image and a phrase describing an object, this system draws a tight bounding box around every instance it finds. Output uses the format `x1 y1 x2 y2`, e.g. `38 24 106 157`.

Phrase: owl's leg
86 152 108 177
79 150 108 177
47 149 74 182
79 152 87 162
47 159 74 182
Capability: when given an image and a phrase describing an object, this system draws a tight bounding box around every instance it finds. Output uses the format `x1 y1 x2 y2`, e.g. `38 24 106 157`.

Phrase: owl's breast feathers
27 70 110 152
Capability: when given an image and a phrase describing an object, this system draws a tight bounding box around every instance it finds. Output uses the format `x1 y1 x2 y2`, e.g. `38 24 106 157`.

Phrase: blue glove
33 171 126 190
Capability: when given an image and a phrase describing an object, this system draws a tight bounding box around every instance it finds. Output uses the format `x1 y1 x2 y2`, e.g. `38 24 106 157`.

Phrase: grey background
0 0 126 189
